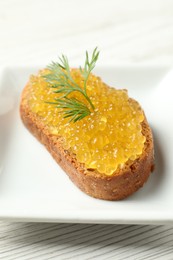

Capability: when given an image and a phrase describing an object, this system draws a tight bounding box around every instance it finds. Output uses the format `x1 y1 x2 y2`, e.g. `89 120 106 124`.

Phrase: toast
20 50 154 200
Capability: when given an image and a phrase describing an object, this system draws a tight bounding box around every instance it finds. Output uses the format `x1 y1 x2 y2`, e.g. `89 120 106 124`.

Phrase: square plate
0 65 172 225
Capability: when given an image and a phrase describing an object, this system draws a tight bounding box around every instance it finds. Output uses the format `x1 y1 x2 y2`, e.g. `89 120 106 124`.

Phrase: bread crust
20 85 154 200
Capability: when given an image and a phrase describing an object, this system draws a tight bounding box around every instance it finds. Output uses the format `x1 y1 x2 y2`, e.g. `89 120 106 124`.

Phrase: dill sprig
53 97 91 123
43 47 99 123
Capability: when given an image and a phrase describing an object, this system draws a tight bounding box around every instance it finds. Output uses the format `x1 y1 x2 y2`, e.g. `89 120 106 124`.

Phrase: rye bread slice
20 84 154 200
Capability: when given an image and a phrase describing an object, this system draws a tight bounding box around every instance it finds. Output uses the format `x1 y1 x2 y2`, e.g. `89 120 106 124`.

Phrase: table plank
0 223 173 259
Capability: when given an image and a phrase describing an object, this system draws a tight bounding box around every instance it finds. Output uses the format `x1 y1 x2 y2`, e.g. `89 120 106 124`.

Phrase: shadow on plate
0 108 16 175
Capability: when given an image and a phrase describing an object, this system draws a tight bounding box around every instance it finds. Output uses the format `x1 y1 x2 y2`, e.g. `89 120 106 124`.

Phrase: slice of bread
20 80 154 201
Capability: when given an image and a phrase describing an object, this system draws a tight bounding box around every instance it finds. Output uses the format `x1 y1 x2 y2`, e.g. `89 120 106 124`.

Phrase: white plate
0 65 172 225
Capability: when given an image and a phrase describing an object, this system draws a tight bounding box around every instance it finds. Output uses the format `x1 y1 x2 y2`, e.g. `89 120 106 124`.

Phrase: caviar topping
26 69 145 175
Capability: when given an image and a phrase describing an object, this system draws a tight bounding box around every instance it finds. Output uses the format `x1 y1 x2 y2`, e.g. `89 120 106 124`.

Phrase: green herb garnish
43 47 99 123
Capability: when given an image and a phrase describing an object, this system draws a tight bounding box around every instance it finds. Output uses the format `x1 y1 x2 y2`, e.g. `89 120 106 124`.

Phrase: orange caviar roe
26 69 146 175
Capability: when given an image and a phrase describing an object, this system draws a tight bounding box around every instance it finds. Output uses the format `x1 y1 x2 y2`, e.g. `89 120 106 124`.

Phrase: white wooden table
0 0 173 259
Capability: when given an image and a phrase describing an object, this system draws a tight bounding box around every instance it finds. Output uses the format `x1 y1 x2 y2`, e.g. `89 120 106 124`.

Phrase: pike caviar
26 69 146 175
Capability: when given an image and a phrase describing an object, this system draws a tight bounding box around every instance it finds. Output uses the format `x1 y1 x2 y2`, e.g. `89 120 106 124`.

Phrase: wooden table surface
0 0 173 259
